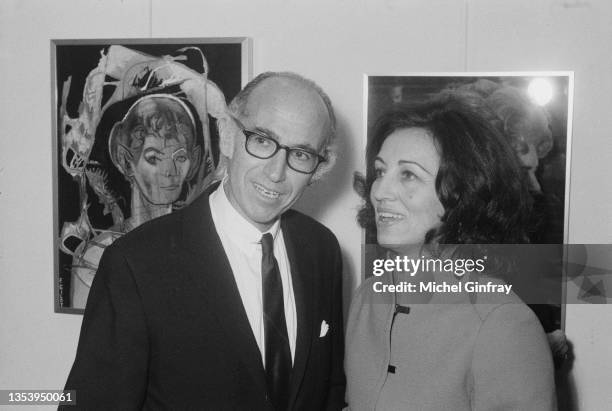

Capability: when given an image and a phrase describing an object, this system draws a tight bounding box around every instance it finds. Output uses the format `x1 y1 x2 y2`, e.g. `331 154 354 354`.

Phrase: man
62 72 345 410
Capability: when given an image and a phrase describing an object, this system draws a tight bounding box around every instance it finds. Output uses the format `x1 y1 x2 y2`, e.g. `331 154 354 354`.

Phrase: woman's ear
186 145 202 181
116 144 134 177
217 116 236 158
109 122 134 176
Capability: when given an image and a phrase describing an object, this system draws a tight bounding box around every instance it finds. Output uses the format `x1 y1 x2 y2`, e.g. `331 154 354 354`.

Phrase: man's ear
217 116 236 158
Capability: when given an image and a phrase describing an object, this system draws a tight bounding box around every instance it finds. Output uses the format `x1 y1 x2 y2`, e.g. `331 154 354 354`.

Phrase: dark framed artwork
363 72 573 331
52 38 251 313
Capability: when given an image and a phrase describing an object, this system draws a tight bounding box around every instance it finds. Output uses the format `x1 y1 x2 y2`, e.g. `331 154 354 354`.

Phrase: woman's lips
376 209 406 225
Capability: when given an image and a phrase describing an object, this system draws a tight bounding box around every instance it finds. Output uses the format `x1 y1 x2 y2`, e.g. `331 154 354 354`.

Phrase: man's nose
263 150 288 182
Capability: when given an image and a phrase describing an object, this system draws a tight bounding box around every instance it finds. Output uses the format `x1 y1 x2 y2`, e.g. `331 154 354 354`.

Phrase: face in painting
370 128 444 250
225 78 330 231
515 141 541 192
514 111 552 193
131 135 191 205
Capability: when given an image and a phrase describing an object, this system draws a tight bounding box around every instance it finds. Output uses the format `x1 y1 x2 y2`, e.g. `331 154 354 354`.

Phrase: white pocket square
319 320 329 337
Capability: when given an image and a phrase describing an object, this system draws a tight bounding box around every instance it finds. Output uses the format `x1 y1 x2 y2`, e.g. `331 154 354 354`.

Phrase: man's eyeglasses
239 128 326 175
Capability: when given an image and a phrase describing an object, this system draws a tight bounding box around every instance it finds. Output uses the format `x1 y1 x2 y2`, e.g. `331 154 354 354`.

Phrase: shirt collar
210 179 281 253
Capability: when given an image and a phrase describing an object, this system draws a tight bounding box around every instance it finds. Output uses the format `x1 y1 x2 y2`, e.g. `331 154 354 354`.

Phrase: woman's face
514 140 541 192
514 111 552 193
131 134 191 205
370 128 444 250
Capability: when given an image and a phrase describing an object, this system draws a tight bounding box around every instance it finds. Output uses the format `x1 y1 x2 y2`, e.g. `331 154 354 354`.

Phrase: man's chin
246 207 284 231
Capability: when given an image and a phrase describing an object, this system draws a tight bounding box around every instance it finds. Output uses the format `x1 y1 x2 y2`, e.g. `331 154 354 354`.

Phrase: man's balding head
218 72 337 231
220 72 336 181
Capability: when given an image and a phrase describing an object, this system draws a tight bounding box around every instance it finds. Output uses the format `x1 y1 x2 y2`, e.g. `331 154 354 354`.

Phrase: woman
70 94 202 308
345 92 556 410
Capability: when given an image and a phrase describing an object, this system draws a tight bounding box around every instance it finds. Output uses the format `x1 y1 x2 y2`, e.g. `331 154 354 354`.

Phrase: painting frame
362 71 574 330
52 37 252 314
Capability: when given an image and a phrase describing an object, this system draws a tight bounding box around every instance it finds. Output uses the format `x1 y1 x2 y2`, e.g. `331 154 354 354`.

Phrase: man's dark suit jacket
62 185 345 410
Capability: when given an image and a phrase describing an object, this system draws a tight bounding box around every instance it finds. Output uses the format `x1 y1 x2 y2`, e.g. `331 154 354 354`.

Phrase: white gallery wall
1 0 611 409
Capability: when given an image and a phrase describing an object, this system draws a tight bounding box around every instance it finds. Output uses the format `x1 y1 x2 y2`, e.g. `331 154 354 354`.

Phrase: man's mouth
254 183 281 199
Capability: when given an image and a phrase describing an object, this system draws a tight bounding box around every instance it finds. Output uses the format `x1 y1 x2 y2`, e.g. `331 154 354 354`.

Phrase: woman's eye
175 155 188 163
374 168 384 178
145 155 159 165
402 170 417 181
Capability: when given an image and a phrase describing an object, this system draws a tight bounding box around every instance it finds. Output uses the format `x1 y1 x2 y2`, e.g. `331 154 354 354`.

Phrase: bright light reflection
528 78 553 106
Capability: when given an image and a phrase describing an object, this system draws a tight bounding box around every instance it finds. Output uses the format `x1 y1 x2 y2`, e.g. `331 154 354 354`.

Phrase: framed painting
52 38 251 313
362 72 574 333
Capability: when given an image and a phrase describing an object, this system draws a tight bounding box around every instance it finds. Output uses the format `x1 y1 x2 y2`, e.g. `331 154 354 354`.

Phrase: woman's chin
376 235 423 254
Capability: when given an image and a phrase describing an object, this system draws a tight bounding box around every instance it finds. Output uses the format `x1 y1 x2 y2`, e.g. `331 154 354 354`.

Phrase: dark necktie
261 233 292 410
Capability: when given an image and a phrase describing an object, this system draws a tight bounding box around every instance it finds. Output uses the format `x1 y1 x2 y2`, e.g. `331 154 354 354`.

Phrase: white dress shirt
209 182 297 365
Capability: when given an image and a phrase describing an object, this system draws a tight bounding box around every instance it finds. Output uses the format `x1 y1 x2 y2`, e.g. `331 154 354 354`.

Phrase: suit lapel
282 214 315 409
179 187 316 407
180 185 267 395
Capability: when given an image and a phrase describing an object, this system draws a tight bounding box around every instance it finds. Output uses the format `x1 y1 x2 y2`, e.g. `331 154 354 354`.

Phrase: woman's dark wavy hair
355 91 533 246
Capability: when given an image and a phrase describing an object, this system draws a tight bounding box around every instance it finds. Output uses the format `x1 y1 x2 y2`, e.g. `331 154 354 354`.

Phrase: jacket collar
181 182 316 407
282 212 315 409
181 182 268 395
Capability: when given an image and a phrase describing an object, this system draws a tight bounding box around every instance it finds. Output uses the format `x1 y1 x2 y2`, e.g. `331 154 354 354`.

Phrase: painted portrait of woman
54 41 248 310
69 95 204 308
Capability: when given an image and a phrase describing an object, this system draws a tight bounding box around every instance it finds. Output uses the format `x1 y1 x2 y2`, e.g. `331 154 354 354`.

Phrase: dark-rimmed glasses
232 117 326 174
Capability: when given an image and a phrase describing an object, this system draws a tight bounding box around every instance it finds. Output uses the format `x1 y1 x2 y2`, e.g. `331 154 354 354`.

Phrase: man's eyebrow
291 143 318 152
252 126 278 139
255 126 318 152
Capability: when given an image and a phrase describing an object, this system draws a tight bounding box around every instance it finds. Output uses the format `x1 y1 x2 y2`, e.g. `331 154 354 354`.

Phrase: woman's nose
163 159 179 177
371 173 396 202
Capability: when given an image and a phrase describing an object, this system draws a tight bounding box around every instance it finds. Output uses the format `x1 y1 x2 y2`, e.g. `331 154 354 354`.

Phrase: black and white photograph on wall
353 73 574 406
364 73 572 244
52 38 251 313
